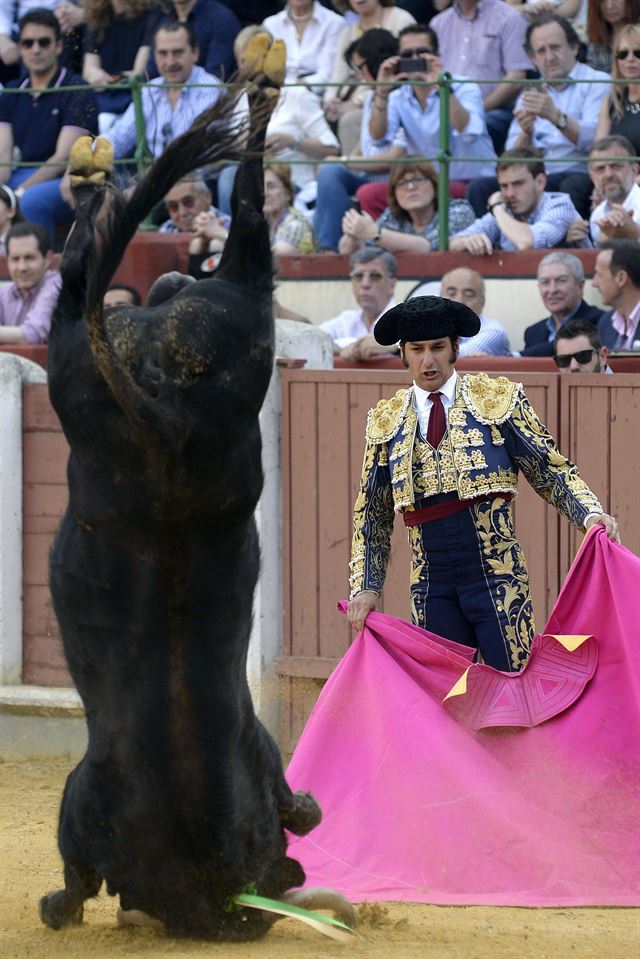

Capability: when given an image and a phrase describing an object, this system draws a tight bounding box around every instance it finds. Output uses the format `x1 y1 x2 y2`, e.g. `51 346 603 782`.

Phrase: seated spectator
521 251 603 356
320 246 398 360
83 0 165 133
314 28 407 252
468 14 610 221
217 24 340 217
158 174 229 234
553 316 613 372
264 164 317 255
0 8 98 239
431 0 530 153
0 222 61 344
150 0 241 79
325 1 416 154
438 266 512 355
586 0 638 73
104 283 141 306
106 21 248 160
451 148 590 255
338 159 475 254
370 23 496 185
593 239 640 350
588 135 640 244
262 0 345 94
595 24 640 155
0 185 24 254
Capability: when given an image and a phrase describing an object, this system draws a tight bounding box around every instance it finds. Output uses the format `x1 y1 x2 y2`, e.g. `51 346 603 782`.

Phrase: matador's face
400 337 456 393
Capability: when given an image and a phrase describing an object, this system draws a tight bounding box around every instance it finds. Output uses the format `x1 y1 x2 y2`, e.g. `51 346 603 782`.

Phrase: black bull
39 75 322 939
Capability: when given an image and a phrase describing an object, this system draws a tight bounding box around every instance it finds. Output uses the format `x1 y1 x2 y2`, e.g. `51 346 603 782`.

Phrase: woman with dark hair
83 0 164 131
263 164 317 254
338 160 475 254
0 185 24 255
586 0 640 72
595 23 640 153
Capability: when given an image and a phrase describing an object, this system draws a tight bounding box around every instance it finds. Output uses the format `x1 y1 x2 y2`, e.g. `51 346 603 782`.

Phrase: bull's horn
281 887 357 927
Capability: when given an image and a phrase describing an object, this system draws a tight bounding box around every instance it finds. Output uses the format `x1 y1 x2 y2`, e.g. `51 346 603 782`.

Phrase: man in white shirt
320 247 397 361
262 0 344 93
588 135 640 246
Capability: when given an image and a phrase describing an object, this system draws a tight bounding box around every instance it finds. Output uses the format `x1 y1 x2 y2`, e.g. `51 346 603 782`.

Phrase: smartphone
395 57 427 75
348 198 362 214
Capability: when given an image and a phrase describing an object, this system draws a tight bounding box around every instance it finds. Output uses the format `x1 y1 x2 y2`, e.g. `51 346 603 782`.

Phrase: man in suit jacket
522 251 602 357
593 241 640 352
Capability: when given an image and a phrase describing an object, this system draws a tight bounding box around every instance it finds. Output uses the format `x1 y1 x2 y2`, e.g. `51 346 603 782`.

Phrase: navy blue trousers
408 494 534 672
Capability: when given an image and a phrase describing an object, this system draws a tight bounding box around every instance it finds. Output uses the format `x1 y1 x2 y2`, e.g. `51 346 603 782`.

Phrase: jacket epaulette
365 388 412 443
461 373 522 425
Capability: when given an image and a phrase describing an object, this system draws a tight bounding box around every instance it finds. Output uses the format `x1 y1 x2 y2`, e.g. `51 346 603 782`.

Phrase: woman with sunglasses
586 0 639 72
338 160 475 255
595 23 640 155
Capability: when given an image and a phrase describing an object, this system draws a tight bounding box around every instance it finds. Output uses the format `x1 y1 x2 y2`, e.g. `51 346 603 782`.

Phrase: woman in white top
324 1 415 153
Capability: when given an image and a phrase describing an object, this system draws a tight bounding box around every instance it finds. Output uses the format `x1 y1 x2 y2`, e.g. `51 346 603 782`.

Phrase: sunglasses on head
615 48 640 60
20 36 53 49
166 194 197 212
350 271 385 282
553 349 595 368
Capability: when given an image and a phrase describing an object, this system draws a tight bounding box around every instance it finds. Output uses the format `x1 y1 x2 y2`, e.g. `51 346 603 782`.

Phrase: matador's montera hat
374 295 481 345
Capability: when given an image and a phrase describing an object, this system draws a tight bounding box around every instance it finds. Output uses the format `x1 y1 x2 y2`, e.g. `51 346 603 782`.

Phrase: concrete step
0 686 87 760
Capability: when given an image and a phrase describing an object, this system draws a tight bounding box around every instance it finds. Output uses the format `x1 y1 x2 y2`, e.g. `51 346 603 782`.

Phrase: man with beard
588 136 640 245
553 319 613 374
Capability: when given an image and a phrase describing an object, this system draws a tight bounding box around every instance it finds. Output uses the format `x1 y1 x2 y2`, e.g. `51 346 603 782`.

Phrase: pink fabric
286 528 640 906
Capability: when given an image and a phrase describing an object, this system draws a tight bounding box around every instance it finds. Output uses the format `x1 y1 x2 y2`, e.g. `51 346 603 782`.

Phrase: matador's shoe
69 136 114 189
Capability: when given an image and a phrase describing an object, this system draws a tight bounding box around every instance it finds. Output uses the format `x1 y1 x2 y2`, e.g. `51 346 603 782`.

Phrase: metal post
437 71 452 251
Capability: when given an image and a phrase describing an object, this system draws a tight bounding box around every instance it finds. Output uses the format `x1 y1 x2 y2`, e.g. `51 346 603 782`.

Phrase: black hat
374 295 481 345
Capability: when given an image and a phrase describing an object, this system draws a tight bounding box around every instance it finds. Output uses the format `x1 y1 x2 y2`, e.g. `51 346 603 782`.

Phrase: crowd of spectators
0 2 639 351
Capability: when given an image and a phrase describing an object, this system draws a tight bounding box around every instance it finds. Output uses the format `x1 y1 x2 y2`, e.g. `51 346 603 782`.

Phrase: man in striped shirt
106 21 247 161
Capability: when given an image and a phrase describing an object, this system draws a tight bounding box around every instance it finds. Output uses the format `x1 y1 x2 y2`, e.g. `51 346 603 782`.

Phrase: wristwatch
488 200 506 213
555 111 568 130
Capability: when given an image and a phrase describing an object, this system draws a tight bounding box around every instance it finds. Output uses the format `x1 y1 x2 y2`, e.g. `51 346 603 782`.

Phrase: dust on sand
1 759 637 959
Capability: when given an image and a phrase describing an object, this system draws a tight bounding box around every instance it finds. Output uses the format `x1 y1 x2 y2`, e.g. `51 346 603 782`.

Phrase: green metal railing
0 73 636 250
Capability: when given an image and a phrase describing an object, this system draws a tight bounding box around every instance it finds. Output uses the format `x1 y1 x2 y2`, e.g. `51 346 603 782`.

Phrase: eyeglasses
20 36 53 49
166 194 197 212
350 271 386 283
395 176 431 190
399 47 435 58
615 48 640 60
553 349 595 368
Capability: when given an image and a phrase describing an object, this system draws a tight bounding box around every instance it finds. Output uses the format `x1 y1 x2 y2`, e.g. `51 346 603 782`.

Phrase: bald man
439 267 511 356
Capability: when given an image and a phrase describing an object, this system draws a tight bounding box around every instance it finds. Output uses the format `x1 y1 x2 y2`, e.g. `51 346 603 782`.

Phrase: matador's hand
585 513 620 544
347 590 379 633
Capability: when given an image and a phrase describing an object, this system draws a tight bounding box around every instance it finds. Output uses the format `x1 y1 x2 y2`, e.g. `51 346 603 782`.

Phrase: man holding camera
368 23 495 184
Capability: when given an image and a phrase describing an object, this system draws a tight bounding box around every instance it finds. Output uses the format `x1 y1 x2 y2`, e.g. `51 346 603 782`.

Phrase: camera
347 198 362 214
395 57 428 75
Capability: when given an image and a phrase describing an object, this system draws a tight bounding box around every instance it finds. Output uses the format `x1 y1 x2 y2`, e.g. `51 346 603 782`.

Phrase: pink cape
286 528 640 906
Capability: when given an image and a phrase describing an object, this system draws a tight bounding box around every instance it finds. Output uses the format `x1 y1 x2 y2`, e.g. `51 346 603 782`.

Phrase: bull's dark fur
39 76 320 940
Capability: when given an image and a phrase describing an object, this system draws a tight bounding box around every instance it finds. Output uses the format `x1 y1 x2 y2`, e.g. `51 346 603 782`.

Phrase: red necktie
427 391 446 448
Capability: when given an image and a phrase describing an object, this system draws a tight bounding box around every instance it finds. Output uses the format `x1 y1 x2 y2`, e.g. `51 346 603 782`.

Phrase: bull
38 36 349 940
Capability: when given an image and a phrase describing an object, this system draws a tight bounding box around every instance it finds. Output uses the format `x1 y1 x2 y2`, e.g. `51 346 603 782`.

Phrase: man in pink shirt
0 221 61 343
593 240 640 353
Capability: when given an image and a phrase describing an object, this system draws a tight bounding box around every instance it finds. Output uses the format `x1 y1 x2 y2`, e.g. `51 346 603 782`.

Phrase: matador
347 296 619 671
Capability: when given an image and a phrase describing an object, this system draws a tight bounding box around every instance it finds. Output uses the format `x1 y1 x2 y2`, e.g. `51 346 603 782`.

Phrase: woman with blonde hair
595 23 640 154
586 0 640 72
83 0 164 131
338 159 474 254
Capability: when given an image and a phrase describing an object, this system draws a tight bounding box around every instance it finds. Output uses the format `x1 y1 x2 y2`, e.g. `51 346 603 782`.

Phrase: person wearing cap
347 295 619 671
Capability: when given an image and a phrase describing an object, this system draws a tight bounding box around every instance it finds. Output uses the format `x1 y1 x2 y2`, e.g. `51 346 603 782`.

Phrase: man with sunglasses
158 174 229 236
0 8 98 239
553 318 612 374
346 295 619 672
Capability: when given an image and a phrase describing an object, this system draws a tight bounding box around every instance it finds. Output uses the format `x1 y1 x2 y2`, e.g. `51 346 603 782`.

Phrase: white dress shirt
320 297 397 348
413 369 458 437
262 2 345 91
589 182 640 245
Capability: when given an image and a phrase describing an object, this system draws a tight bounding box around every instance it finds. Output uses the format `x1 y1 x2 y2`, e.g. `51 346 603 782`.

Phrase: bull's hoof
243 33 286 99
280 790 322 836
39 891 83 930
263 39 286 89
117 908 165 932
69 135 114 187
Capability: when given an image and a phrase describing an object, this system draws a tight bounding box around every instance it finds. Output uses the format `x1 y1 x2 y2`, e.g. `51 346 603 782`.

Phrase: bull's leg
39 860 102 930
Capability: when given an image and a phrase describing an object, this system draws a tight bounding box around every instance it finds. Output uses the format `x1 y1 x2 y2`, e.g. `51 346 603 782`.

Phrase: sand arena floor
1 759 638 959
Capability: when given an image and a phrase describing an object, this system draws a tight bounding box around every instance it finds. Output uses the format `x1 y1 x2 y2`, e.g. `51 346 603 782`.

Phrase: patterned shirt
0 269 61 343
431 0 530 97
611 299 640 351
459 315 511 356
456 191 592 251
106 66 248 159
377 199 476 251
271 207 317 254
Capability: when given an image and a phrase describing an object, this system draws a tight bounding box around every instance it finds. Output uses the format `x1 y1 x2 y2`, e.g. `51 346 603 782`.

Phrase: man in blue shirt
0 8 98 239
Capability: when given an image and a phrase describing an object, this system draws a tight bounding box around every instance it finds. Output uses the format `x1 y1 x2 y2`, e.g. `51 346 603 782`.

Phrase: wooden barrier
276 369 640 753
